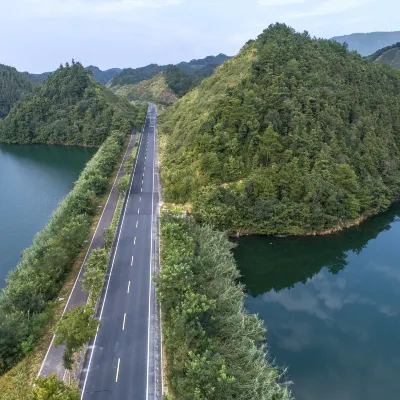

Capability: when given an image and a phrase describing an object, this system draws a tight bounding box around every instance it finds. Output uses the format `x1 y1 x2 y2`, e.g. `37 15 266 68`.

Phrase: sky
1 0 399 73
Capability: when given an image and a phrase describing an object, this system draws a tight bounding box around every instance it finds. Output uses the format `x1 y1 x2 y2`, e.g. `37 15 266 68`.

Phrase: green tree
53 306 99 370
81 248 109 306
31 374 80 400
116 174 130 195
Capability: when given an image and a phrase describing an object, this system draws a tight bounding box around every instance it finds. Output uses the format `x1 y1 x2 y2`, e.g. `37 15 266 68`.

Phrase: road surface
81 103 160 399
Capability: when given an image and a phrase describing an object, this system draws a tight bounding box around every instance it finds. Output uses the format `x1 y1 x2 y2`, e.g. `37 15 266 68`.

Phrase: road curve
81 103 160 400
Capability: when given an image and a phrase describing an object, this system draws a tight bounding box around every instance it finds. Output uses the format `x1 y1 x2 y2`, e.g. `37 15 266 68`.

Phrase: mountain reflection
234 205 400 295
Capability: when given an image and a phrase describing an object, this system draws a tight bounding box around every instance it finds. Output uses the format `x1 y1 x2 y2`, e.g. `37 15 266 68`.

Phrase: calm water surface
0 144 95 288
234 205 400 400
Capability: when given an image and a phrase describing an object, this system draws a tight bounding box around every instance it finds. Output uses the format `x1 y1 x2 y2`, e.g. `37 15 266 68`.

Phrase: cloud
289 0 374 18
258 0 309 5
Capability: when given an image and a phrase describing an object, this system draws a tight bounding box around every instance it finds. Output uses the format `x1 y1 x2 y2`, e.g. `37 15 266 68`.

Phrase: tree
81 248 109 305
53 306 100 370
31 374 80 400
116 174 130 195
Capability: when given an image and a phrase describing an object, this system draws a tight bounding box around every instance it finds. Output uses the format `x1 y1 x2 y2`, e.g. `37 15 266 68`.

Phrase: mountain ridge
332 31 400 56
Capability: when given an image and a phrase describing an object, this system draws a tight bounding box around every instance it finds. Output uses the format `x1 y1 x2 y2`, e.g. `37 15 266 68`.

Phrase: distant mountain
109 54 231 99
23 66 122 86
22 71 52 85
369 43 400 68
113 72 178 105
0 64 33 118
86 65 122 84
109 54 231 87
332 31 400 56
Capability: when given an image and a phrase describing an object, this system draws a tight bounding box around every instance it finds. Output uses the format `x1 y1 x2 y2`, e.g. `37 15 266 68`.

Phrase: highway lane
82 104 159 399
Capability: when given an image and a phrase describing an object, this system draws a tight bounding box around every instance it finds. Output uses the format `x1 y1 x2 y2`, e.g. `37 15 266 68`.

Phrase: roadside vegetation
53 105 146 374
157 208 292 400
160 23 400 235
0 129 126 375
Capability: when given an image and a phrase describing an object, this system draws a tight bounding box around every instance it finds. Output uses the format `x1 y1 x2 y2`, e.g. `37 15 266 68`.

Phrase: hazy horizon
2 0 399 73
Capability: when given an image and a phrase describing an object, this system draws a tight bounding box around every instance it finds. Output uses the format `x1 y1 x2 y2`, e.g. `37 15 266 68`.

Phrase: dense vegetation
161 23 400 235
157 209 291 399
109 54 231 99
369 43 400 68
332 31 400 56
22 71 52 86
32 374 80 399
0 61 136 146
113 73 177 105
86 66 122 84
0 64 32 119
110 63 164 86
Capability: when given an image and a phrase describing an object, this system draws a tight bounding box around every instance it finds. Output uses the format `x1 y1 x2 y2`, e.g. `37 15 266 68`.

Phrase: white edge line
81 110 148 399
146 103 156 400
37 133 135 379
156 119 165 395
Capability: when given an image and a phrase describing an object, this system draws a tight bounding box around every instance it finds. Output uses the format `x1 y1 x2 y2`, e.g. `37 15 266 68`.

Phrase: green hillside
370 43 400 68
109 54 231 99
160 23 400 235
86 65 122 84
0 61 136 146
0 64 32 119
113 72 177 105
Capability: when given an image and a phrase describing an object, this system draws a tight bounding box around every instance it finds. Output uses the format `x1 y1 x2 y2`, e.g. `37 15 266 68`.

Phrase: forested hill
113 72 178 105
332 31 400 56
109 54 231 97
0 64 32 119
160 23 400 235
369 43 400 68
86 65 122 84
24 66 122 86
0 61 137 146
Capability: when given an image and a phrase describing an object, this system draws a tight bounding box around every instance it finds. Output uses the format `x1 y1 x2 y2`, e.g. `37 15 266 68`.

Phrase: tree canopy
160 23 400 235
0 61 137 146
0 64 32 119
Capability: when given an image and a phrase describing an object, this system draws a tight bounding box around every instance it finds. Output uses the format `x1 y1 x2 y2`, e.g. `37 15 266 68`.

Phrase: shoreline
227 215 370 238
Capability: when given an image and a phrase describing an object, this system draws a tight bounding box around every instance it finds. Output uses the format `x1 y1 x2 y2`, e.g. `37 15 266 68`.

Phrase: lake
0 144 95 288
234 205 400 400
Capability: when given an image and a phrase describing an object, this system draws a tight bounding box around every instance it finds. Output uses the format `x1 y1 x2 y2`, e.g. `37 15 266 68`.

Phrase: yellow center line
127 281 131 293
122 313 126 330
116 358 120 382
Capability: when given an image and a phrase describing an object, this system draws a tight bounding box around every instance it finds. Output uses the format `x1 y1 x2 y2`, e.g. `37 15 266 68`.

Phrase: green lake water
234 205 400 400
0 144 95 288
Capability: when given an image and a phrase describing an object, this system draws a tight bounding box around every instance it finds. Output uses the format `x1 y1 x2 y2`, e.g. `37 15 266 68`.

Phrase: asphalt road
81 103 159 400
38 132 137 381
